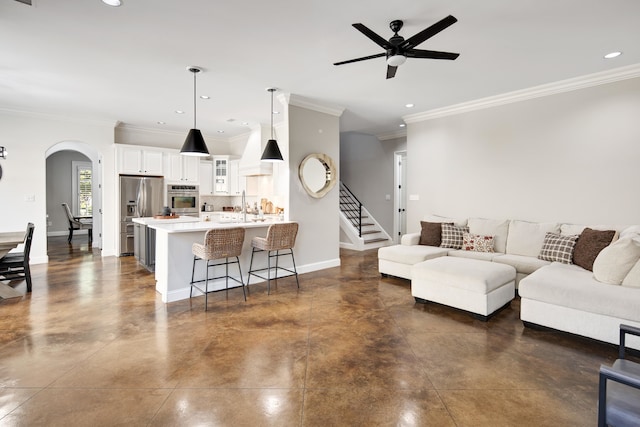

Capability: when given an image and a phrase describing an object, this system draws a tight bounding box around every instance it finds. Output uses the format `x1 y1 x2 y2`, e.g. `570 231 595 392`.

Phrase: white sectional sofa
378 215 640 348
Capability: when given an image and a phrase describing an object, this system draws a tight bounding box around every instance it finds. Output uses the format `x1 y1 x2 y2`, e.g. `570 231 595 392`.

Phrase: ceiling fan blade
352 23 392 49
334 52 386 66
400 15 457 50
405 49 459 60
386 65 397 79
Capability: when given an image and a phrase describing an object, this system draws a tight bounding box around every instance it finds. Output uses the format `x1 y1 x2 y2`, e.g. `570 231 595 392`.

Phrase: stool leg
190 256 197 298
275 250 279 284
290 250 300 288
236 256 246 301
267 250 272 295
204 260 210 311
225 257 229 290
247 247 256 287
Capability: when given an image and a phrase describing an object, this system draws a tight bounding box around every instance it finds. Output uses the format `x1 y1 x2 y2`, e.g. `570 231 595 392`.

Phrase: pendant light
261 87 284 162
180 66 210 156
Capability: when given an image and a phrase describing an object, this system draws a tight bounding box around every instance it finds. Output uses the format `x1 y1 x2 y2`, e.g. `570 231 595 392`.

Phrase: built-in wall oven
166 184 199 215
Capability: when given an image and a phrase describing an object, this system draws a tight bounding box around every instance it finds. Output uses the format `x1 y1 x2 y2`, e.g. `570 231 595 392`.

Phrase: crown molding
284 94 345 117
376 129 407 141
404 63 640 124
115 123 228 142
0 106 116 127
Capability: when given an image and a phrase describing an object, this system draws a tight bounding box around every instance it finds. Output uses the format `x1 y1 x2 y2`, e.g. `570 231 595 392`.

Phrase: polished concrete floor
0 236 630 426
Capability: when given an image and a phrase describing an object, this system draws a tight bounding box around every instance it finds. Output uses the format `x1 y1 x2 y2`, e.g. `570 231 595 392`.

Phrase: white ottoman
412 257 516 320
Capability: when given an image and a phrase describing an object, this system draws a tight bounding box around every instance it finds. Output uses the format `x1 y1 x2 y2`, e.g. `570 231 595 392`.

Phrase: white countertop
148 218 290 233
132 216 201 226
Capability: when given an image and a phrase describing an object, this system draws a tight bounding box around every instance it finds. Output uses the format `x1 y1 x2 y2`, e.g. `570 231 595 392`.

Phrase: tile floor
0 237 630 426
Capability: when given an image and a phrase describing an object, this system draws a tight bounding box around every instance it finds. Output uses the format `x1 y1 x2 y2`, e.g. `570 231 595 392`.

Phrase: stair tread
364 238 389 244
361 230 381 235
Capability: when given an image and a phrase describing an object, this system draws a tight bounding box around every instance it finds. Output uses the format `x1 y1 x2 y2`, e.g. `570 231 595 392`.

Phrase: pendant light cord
193 70 197 129
270 89 274 139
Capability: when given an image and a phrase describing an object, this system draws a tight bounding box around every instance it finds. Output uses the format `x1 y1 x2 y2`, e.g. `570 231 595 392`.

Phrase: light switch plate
409 194 419 201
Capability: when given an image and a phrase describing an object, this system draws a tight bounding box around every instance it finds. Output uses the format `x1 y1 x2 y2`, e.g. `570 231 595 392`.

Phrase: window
72 161 92 216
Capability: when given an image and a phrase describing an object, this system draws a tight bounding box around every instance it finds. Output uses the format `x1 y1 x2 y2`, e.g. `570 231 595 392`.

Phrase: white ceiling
1 0 639 144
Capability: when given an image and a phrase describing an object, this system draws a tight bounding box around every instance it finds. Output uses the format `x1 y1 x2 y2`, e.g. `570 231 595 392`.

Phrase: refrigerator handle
135 180 142 218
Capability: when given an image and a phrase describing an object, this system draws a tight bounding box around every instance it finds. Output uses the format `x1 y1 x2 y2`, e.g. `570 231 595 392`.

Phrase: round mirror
298 153 337 198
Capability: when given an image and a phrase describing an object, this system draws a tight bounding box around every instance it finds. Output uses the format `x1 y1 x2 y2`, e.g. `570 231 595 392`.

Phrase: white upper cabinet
119 146 164 175
228 160 246 196
166 153 199 183
213 156 229 195
199 160 213 195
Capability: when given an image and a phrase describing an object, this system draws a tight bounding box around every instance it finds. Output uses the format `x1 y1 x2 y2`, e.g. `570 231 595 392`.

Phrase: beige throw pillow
622 259 640 288
592 238 640 285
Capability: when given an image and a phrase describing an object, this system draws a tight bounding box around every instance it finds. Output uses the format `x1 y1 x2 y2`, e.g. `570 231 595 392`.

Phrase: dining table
0 230 26 299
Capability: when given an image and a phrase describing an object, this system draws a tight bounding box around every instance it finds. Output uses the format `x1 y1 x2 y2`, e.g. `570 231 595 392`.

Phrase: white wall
0 111 116 262
287 104 341 270
340 132 406 235
406 76 640 231
46 150 91 234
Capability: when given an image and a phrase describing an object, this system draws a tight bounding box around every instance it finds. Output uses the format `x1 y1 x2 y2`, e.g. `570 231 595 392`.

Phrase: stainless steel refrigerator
119 175 164 256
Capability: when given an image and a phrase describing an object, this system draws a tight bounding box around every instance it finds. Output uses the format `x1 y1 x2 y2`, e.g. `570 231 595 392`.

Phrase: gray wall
288 104 341 268
406 76 640 231
46 150 91 234
340 132 407 236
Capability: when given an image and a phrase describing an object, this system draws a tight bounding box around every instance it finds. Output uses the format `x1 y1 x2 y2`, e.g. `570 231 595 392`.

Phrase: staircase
339 182 392 251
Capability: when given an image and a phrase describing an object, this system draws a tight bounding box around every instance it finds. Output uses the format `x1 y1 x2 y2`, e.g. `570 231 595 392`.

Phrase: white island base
151 220 294 303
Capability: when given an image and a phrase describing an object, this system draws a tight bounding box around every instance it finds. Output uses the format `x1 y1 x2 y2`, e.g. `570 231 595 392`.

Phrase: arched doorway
45 141 102 250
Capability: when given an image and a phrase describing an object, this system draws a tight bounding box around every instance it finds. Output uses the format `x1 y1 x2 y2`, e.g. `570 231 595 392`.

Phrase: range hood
239 125 273 176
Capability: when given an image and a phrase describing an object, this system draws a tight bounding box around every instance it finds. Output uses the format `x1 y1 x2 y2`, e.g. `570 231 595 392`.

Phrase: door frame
393 150 407 243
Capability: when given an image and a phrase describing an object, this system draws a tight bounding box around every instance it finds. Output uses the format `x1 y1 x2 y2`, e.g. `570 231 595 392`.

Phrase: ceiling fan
334 15 460 79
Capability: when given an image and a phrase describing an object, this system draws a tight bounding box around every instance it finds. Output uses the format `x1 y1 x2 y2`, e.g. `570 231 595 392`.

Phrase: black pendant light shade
261 87 284 162
181 129 209 156
261 139 283 162
180 66 209 156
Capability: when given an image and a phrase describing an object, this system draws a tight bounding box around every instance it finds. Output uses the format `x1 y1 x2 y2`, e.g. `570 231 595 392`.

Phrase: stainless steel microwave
166 184 199 214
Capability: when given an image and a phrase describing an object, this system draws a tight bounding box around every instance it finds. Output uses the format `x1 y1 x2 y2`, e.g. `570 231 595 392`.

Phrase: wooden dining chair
62 203 92 245
0 222 35 292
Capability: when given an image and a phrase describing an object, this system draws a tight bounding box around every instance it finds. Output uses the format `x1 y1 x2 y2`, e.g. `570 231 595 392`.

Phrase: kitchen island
148 219 292 303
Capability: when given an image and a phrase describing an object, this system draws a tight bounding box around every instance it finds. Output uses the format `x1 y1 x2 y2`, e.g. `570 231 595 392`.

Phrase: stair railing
339 181 363 237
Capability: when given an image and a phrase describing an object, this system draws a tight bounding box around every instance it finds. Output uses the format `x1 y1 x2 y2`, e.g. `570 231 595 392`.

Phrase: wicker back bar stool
190 227 246 310
247 222 299 294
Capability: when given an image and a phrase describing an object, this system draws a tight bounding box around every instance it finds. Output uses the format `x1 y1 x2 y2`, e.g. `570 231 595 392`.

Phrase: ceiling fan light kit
334 15 459 79
180 66 210 157
261 88 284 162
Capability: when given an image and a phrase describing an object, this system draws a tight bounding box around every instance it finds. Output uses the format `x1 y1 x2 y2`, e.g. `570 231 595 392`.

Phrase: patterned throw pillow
462 233 495 252
440 224 470 249
538 232 579 264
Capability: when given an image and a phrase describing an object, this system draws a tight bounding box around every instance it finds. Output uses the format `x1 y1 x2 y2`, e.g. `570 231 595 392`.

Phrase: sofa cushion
621 225 640 240
378 244 449 265
447 250 499 261
572 228 616 271
519 262 640 322
467 218 509 253
561 223 624 237
592 237 640 285
538 233 579 264
419 221 449 246
440 224 469 249
412 257 515 293
506 220 560 257
493 254 551 275
622 259 640 288
462 232 495 252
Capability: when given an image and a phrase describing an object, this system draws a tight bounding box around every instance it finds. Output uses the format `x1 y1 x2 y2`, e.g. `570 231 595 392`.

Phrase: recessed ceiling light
157 121 166 125
273 111 280 114
241 122 249 126
405 103 415 108
101 0 122 6
399 123 406 128
604 51 622 59
217 130 225 133
175 110 185 114
200 95 210 99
